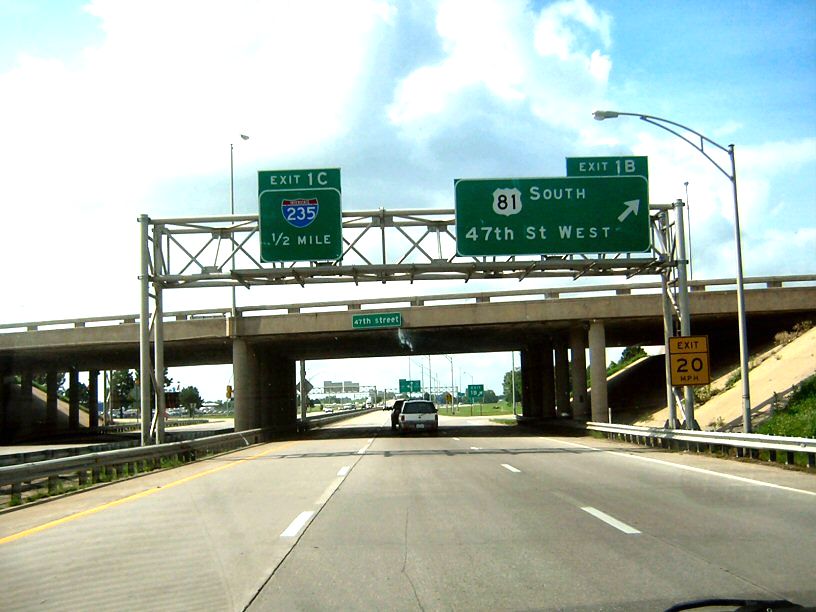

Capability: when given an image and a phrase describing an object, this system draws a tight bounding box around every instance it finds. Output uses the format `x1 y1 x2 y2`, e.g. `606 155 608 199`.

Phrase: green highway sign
566 156 648 178
352 312 402 329
454 176 650 256
259 168 342 262
399 379 421 393
467 384 484 399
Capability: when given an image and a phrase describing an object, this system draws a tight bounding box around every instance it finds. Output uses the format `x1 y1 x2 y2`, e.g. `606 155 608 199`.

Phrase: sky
1 0 814 402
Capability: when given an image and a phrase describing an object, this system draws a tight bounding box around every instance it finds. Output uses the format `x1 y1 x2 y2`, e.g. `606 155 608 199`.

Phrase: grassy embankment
756 374 816 439
754 374 816 467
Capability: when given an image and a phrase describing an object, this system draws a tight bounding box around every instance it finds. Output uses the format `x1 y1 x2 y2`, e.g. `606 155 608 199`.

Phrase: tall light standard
443 355 455 412
593 110 752 432
230 135 250 317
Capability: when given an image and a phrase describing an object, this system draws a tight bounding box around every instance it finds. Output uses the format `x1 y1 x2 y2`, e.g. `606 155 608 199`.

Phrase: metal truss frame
138 204 687 445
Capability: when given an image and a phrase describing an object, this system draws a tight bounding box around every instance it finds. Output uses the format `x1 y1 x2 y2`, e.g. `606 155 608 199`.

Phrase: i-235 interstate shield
454 175 650 256
669 335 711 387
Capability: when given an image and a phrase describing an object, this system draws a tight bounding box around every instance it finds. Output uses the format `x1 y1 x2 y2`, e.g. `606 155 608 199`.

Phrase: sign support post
675 199 694 429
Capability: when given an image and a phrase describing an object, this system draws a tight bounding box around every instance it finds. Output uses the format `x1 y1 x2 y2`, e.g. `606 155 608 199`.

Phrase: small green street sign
467 384 484 399
399 379 421 393
454 176 650 256
258 168 342 262
566 156 648 178
352 312 402 329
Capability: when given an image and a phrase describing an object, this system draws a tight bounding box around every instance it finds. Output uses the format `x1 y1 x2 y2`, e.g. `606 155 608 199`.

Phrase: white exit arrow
617 199 640 222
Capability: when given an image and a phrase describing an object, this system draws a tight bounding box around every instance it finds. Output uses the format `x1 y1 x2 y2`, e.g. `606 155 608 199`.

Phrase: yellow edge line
0 440 297 546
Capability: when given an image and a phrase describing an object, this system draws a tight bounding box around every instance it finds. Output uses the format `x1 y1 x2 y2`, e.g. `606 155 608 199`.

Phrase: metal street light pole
593 110 752 432
684 181 693 280
230 135 249 318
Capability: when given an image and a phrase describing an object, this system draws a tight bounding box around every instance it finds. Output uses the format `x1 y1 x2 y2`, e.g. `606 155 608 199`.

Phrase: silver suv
398 400 438 432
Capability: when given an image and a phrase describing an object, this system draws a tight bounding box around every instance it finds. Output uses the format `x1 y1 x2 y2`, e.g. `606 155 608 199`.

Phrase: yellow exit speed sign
668 335 711 387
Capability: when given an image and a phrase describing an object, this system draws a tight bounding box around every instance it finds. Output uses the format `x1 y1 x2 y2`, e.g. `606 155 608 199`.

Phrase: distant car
398 399 438 432
323 406 334 413
390 399 405 430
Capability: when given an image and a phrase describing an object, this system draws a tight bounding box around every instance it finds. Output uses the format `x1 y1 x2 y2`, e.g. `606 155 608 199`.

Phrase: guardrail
0 407 377 508
2 274 813 332
302 407 378 429
0 429 266 508
586 422 816 469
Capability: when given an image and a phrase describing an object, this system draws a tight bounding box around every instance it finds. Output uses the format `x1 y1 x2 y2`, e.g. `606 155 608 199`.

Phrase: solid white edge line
551 437 816 498
581 506 641 534
501 463 521 473
281 511 315 538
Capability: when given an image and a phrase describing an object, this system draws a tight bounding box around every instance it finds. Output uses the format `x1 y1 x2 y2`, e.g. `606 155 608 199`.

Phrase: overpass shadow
303 420 594 442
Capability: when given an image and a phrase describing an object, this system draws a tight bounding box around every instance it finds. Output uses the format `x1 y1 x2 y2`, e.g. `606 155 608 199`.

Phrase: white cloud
388 0 612 132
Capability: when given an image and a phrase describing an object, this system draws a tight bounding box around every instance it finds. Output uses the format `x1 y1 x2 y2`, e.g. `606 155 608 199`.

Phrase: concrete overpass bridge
2 274 814 443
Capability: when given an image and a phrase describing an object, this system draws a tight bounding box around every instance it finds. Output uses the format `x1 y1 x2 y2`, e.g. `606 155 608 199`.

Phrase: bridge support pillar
0 371 10 443
68 368 80 430
88 370 99 430
554 336 570 417
233 338 261 431
46 371 59 430
589 321 608 423
520 349 536 418
258 354 297 435
570 326 589 420
20 372 33 416
541 339 556 419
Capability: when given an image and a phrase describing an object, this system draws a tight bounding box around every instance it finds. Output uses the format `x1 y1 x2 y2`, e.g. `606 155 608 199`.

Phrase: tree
483 389 498 404
110 370 136 413
619 345 647 364
502 368 522 403
179 386 202 417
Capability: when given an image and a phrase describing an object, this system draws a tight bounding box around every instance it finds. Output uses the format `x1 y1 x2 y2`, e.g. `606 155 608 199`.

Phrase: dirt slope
635 326 816 431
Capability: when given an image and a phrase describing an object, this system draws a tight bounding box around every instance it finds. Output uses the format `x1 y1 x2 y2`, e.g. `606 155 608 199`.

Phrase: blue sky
1 0 813 400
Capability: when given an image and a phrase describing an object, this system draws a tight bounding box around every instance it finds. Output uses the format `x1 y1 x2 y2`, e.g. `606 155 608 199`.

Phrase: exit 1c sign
258 168 343 262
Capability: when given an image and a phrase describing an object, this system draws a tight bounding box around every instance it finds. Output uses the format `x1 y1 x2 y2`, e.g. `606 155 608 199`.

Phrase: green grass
756 375 816 439
438 402 518 417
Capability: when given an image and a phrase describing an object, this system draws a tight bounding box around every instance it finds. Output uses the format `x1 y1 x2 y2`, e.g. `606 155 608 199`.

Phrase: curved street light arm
594 110 734 182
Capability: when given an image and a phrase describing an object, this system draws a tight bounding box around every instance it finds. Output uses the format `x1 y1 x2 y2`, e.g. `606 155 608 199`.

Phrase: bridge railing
2 274 814 333
585 421 816 469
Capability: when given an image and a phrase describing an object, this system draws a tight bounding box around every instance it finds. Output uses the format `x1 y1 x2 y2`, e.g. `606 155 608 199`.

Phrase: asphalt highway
1 411 814 611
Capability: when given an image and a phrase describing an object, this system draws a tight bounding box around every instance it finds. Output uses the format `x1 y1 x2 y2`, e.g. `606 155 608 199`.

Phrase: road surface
1 411 814 610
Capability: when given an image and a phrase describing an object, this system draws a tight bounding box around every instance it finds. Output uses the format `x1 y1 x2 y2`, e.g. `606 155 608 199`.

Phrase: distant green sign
352 312 402 329
566 156 648 178
258 168 342 262
454 176 650 256
467 384 484 400
399 379 421 393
